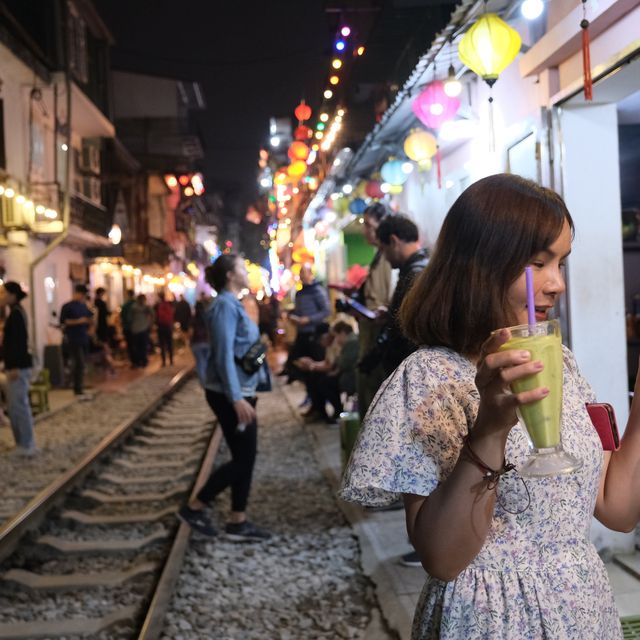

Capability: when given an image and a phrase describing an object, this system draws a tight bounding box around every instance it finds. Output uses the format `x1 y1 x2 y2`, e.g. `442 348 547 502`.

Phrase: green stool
29 368 51 414
339 411 361 468
622 615 640 639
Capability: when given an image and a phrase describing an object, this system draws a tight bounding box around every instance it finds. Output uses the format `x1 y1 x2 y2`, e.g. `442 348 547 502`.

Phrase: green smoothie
499 331 563 449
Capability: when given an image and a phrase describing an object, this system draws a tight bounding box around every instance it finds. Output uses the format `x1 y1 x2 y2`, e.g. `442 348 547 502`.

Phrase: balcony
70 195 110 238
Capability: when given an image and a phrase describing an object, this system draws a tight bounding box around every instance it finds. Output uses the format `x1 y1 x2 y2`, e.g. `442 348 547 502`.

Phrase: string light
335 40 346 51
320 113 329 122
356 46 365 56
329 75 339 85
341 26 351 37
332 59 343 69
324 89 333 99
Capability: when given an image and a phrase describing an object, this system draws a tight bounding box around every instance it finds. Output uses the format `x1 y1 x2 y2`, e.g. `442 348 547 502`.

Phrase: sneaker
225 520 272 542
12 446 40 458
177 505 217 537
399 550 422 568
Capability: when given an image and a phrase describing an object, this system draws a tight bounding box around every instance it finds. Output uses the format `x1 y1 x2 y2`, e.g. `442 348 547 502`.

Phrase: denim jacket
204 290 260 402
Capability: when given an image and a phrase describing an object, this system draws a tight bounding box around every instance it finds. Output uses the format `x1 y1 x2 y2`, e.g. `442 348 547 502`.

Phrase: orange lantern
287 161 307 178
288 142 310 162
294 101 312 122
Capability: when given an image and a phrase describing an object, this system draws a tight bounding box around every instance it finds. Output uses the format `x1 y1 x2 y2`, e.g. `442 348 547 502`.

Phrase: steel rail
137 422 223 640
0 366 194 564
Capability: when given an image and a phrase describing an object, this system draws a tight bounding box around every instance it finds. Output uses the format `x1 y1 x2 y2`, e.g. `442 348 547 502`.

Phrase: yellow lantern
417 157 432 172
458 13 521 87
287 160 307 178
404 129 437 162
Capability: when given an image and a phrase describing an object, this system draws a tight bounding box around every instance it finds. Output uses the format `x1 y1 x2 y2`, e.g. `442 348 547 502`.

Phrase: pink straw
525 266 536 333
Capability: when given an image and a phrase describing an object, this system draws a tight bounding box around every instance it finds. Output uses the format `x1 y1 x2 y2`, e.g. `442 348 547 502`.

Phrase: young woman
341 174 640 639
179 254 271 542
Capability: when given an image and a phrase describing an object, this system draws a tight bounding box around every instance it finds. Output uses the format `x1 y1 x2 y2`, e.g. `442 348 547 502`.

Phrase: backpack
156 301 174 327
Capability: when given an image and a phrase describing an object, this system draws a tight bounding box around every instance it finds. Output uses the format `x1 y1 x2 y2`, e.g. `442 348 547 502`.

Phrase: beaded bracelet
462 434 515 490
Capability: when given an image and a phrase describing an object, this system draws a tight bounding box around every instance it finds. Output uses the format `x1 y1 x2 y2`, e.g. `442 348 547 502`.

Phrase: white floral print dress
340 346 622 640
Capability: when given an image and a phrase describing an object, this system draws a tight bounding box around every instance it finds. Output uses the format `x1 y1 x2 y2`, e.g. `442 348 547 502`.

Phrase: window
0 99 5 170
67 2 88 84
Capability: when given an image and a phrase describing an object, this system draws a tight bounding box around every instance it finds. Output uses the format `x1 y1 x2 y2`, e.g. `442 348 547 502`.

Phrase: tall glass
498 319 582 477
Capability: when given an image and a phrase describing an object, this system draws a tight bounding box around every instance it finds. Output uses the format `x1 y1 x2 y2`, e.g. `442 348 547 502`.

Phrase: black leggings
197 390 257 512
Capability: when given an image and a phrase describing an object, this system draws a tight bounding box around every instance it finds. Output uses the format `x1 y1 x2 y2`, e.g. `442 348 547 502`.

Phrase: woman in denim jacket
179 254 271 542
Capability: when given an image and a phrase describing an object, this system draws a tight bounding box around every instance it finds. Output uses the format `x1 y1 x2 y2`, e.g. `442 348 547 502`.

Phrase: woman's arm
405 330 549 581
595 383 640 531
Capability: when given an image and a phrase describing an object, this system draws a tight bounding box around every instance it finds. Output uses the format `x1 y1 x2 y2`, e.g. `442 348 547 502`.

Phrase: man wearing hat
0 281 37 456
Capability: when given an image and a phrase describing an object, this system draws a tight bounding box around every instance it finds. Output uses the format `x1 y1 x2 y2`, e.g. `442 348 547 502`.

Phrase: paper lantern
380 159 409 186
294 125 312 140
365 181 384 199
404 129 437 162
294 100 312 122
288 142 310 162
287 161 307 178
412 81 460 130
348 198 367 215
417 158 432 172
458 14 521 87
274 170 289 186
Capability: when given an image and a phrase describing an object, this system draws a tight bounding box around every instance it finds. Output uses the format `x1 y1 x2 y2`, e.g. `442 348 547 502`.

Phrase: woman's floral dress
340 346 622 639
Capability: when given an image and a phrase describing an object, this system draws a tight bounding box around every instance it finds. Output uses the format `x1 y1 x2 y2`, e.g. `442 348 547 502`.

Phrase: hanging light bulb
332 59 343 69
324 89 333 99
521 0 544 19
444 64 463 98
109 223 122 245
341 26 351 37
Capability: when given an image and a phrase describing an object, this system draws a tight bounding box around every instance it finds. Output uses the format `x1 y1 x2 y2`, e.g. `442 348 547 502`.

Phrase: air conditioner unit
82 144 100 174
84 176 101 204
1 197 21 228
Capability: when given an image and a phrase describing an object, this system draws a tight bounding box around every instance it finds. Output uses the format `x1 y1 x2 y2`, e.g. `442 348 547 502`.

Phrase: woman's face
229 258 249 290
505 219 572 326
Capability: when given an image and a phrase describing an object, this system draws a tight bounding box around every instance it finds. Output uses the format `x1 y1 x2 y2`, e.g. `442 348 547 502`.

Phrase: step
614 552 640 580
3 562 156 590
37 530 168 554
61 506 177 525
0 606 137 639
81 485 189 503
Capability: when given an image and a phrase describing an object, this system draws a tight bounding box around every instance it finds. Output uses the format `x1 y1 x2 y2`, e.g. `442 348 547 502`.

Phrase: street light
108 224 122 245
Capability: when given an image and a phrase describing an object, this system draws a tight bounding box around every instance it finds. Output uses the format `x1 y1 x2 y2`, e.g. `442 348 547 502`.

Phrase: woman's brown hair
400 173 574 356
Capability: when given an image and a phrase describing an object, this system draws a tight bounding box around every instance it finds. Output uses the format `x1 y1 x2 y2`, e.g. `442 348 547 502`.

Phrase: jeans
7 368 36 450
157 325 173 365
197 391 257 512
67 342 86 395
191 342 209 387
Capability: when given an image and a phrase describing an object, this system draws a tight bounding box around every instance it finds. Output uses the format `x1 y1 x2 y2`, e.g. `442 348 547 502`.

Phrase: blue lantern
381 159 409 186
348 198 367 215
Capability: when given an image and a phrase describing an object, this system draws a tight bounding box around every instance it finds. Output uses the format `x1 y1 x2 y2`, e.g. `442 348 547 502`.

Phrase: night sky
96 1 333 214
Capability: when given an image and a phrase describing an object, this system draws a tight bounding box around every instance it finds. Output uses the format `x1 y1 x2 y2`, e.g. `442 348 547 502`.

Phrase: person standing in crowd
190 291 211 386
0 282 37 456
60 284 93 397
356 202 394 417
359 215 428 378
179 254 271 542
174 295 192 341
94 287 110 345
120 289 135 365
282 263 329 381
155 291 175 367
341 174 640 639
129 293 153 368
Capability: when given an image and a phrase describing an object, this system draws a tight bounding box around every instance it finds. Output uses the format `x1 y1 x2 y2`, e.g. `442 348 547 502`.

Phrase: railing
70 194 110 237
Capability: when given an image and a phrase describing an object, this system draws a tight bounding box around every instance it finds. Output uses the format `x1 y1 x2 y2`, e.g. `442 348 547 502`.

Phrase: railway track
0 370 222 640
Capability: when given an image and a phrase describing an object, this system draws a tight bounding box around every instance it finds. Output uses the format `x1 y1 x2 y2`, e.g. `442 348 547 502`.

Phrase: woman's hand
474 328 548 439
234 398 256 424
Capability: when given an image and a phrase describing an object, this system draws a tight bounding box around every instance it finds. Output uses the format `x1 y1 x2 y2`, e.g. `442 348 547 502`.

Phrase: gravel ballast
162 381 394 640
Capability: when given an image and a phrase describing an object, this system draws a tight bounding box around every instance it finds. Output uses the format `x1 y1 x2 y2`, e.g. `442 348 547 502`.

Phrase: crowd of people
0 281 212 457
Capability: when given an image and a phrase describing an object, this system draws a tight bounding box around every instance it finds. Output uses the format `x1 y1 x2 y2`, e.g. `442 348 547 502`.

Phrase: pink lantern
412 80 460 129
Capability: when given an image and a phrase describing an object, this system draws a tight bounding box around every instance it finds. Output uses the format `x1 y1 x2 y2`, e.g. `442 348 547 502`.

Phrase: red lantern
294 125 312 141
412 81 460 130
365 181 384 199
288 141 310 162
294 101 312 122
